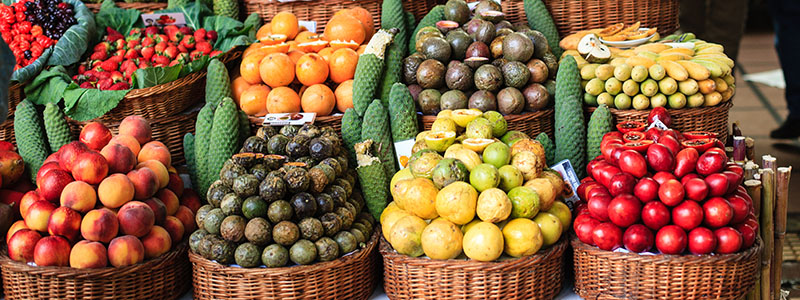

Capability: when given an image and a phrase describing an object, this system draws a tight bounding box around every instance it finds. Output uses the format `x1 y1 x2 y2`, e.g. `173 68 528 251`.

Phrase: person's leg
706 0 748 62
770 0 800 138
679 0 707 37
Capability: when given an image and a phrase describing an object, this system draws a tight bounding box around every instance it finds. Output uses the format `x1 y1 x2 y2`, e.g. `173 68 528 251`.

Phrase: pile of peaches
6 116 201 269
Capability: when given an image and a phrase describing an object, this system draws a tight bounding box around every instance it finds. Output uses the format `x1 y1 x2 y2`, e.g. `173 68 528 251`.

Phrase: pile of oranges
232 8 374 117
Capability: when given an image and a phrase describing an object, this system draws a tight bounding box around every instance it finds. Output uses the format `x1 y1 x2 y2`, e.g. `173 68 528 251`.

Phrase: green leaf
155 2 212 32
180 55 210 77
11 47 52 83
24 66 72 105
95 0 141 42
47 0 96 66
132 64 182 89
201 15 254 52
243 13 261 41
0 38 13 122
63 83 129 121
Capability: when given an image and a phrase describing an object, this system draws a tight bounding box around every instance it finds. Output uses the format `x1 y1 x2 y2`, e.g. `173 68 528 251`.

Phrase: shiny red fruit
734 221 757 249
623 224 654 253
683 178 709 201
634 177 659 203
592 222 623 251
608 173 636 196
726 194 751 225
688 227 717 255
672 200 703 231
656 225 687 254
646 143 675 172
616 121 647 133
574 216 600 245
673 148 699 178
658 179 685 207
588 194 612 221
704 173 730 197
618 150 647 178
696 151 726 175
703 197 733 228
607 194 642 228
714 227 743 254
642 201 671 230
653 171 677 185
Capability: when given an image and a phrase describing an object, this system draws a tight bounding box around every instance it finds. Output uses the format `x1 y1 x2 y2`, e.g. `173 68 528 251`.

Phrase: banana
722 74 735 86
609 57 627 67
625 56 656 68
694 43 724 54
656 53 691 61
690 59 723 78
677 60 710 81
660 48 695 57
713 77 729 93
634 43 671 53
658 60 689 81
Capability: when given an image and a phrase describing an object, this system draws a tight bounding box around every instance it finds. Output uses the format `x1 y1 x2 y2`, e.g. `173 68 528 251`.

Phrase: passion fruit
497 87 525 115
418 89 443 115
476 188 512 223
440 90 468 111
465 41 490 60
443 0 470 24
445 62 474 91
490 35 504 58
523 83 550 111
462 221 503 261
420 37 452 62
392 178 439 219
421 219 463 259
436 20 460 34
435 181 478 225
482 110 508 137
446 30 472 60
468 90 497 112
408 149 444 179
502 32 534 62
424 131 457 152
482 141 510 168
430 158 469 189
469 163 500 192
497 165 524 192
474 64 503 91
502 61 531 89
416 59 446 89
403 53 425 84
473 20 496 45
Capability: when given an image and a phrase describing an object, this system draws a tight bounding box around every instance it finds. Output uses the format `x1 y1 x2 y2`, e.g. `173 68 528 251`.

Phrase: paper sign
141 13 186 27
647 119 668 131
261 112 316 126
394 139 415 169
549 159 581 210
298 20 318 33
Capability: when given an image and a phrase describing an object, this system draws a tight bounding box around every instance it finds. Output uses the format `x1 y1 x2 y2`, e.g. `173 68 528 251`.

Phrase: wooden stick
746 179 763 219
745 161 760 181
746 137 755 161
762 155 777 174
759 168 775 300
733 136 746 163
772 167 792 300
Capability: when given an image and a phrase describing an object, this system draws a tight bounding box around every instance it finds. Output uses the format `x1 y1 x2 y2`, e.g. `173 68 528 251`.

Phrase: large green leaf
63 83 129 121
46 0 96 66
10 47 52 83
0 38 13 122
95 0 141 41
155 2 212 32
24 66 73 105
132 64 182 89
243 13 261 41
202 15 254 52
180 55 210 77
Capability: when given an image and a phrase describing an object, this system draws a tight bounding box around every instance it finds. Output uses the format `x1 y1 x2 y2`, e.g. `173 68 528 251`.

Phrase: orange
259 53 295 88
271 11 299 39
295 53 329 86
240 52 267 84
287 50 306 65
259 43 290 54
297 40 329 53
287 40 299 52
323 14 366 45
267 86 301 113
259 34 287 45
339 7 374 41
328 48 358 83
318 47 334 63
240 84 271 116
295 31 320 43
329 40 360 50
255 23 272 40
301 84 336 116
356 45 367 55
243 42 263 58
231 76 252 104
334 79 354 112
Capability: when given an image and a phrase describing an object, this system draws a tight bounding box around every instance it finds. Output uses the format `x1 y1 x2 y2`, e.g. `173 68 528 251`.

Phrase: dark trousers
679 0 749 62
770 0 800 120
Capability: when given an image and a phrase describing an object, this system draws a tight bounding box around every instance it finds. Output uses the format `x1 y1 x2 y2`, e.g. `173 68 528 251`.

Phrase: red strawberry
190 50 204 61
206 30 217 41
80 82 94 89
90 51 107 61
109 55 124 64
141 46 155 60
114 39 126 50
124 49 139 59
196 41 212 55
169 60 180 66
176 52 189 63
106 27 124 42
193 28 207 42
97 78 113 90
180 35 195 50
96 71 111 79
93 42 110 53
155 41 168 54
179 26 193 35
138 60 151 69
107 82 130 90
126 39 139 49
113 49 125 58
141 36 154 47
163 25 178 36
164 45 178 59
168 31 183 43
152 55 170 65
120 59 136 71
78 65 86 74
210 50 223 58
144 26 159 36
110 71 123 82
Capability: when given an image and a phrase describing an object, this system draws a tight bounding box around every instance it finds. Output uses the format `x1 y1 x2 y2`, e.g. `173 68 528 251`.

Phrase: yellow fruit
510 139 546 164
389 215 427 257
532 212 563 246
502 218 543 257
625 56 656 68
713 77 729 92
421 219 463 259
380 201 400 224
698 79 717 94
539 170 565 196
677 60 710 81
633 43 670 53
523 178 557 211
435 182 478 225
476 188 512 223
660 47 695 57
546 201 572 229
461 138 494 153
658 60 688 81
656 53 690 61
450 109 482 127
444 148 482 171
392 178 439 220
382 209 411 241
431 117 457 133
424 131 457 152
437 109 453 120
461 219 482 234
704 91 723 106
390 168 414 193
462 221 504 261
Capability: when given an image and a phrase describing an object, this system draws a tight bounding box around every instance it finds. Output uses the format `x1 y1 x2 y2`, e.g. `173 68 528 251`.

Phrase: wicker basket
0 241 191 300
544 0 680 36
243 0 438 30
0 119 13 145
7 82 24 119
572 236 761 300
85 2 167 13
189 230 380 300
421 109 555 140
585 101 733 143
381 236 568 300
248 114 343 135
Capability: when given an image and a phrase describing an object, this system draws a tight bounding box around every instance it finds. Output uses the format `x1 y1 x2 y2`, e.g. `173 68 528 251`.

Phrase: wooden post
746 179 763 219
733 136 746 163
745 161 760 182
759 168 775 300
773 167 792 299
746 137 755 160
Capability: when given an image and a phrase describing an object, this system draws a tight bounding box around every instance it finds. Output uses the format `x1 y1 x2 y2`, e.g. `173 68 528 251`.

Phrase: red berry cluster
574 108 758 256
0 0 74 70
74 25 221 90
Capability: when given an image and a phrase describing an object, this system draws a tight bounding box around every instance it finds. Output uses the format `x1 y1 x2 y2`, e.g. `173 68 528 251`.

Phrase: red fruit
193 28 207 41
622 131 646 143
585 185 610 201
722 171 742 195
616 121 647 133
71 151 109 185
725 163 744 177
608 173 636 196
80 122 112 151
108 82 130 90
704 173 729 197
577 181 595 200
645 127 662 140
734 222 757 249
0 150 24 187
206 30 218 41
659 129 683 142
592 222 623 251
696 151 726 175
658 135 682 156
655 225 687 254
100 59 118 72
680 173 702 185
588 194 612 221
726 194 751 225
634 177 659 203
618 150 647 178
574 215 600 245
591 162 621 188
8 229 42 262
683 178 709 201
622 140 653 153
658 179 684 206
646 143 675 172
97 78 113 90
688 227 717 254
642 201 671 230
607 194 641 228
36 162 63 187
0 141 15 152
90 51 107 61
601 140 623 162
703 197 733 228
653 171 677 185
672 200 703 230
623 224 654 253
647 106 672 127
164 45 178 59
141 46 154 60
36 169 73 202
714 227 742 254
155 41 168 53
586 159 606 178
681 138 716 153
609 147 625 166
673 148 698 178
180 35 195 49
603 131 623 142
33 236 71 267
144 26 159 36
153 55 170 65
196 41 212 55
683 131 716 140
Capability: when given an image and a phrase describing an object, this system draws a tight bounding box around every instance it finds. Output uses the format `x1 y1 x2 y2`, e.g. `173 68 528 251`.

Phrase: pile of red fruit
73 25 221 90
7 116 203 268
574 108 757 255
1 0 76 70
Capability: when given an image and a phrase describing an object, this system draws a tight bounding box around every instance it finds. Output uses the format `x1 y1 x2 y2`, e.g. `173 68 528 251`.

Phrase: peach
167 165 177 174
33 235 71 266
98 174 135 208
157 189 179 216
144 198 167 225
141 225 172 259
81 208 119 243
80 122 113 151
163 216 185 243
20 190 45 219
71 151 109 185
118 116 152 145
60 181 97 213
69 240 108 269
127 168 159 200
8 229 41 262
108 235 145 267
36 161 63 186
6 220 28 244
137 160 169 189
167 173 184 197
101 143 137 174
146 141 167 149
57 141 89 172
174 205 196 233
25 201 56 232
138 142 171 167
117 201 155 237
43 152 60 165
110 135 141 157
36 169 73 202
180 189 201 214
47 206 82 242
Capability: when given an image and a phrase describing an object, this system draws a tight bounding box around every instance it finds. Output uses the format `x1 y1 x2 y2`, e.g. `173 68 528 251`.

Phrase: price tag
141 13 186 27
549 159 581 210
261 113 316 126
298 20 317 33
647 119 668 131
394 139 415 169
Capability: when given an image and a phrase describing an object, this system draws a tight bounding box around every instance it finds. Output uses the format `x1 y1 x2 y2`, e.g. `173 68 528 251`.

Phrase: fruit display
1 0 75 70
7 115 199 268
560 28 735 110
189 124 376 267
403 0 558 116
233 8 376 117
574 109 757 255
381 109 571 261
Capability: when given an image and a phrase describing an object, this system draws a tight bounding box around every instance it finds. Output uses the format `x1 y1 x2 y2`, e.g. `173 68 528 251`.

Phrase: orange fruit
243 43 263 58
287 50 306 65
259 34 287 45
259 53 295 88
329 40 360 50
295 53 329 86
271 11 299 39
295 31 320 43
298 85 308 99
231 76 252 103
339 7 374 41
301 84 336 116
240 84 271 116
334 79 354 112
287 40 299 52
255 23 272 40
318 47 334 63
323 14 366 45
260 43 290 54
356 45 367 55
240 52 267 84
297 40 329 53
328 48 358 83
267 86 301 113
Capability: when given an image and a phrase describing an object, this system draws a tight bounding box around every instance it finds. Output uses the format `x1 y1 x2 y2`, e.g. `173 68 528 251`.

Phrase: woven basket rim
584 100 733 115
123 50 239 99
248 113 343 123
0 240 188 277
570 234 762 264
189 228 379 276
419 108 554 120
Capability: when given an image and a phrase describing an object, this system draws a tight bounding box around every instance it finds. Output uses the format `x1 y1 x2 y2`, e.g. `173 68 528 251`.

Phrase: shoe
770 118 800 139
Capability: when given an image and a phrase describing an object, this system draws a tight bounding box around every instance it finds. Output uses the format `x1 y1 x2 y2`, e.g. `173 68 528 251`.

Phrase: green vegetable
14 100 50 182
94 0 141 43
23 66 71 106
409 5 444 54
213 0 238 19
132 65 182 89
352 29 395 116
355 140 389 220
387 83 418 142
207 97 240 190
194 103 216 198
524 0 562 57
341 108 362 166
184 133 197 187
43 103 73 153
553 55 586 177
535 132 555 165
205 59 232 107
361 100 396 180
586 104 613 162
168 0 189 9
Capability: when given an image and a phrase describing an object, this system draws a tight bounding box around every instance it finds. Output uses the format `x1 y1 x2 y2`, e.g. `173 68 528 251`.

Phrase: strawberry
163 25 178 36
79 82 94 89
108 82 130 90
180 35 195 50
109 55 124 64
190 50 204 61
114 39 126 50
210 50 223 58
155 41 168 54
100 59 118 72
110 71 124 82
141 46 155 60
128 28 142 36
141 36 154 47
168 30 183 43
93 42 110 53
97 78 113 90
177 44 187 53
152 55 170 65
206 30 218 41
120 59 136 71
124 49 139 59
176 52 189 63
164 45 178 59
179 26 193 35
169 60 180 66
126 39 139 49
196 41 212 55
90 51 107 61
153 34 167 44
144 26 159 36
96 71 111 79
113 49 125 59
193 28 207 42
105 27 124 42
78 65 86 74
138 60 151 69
